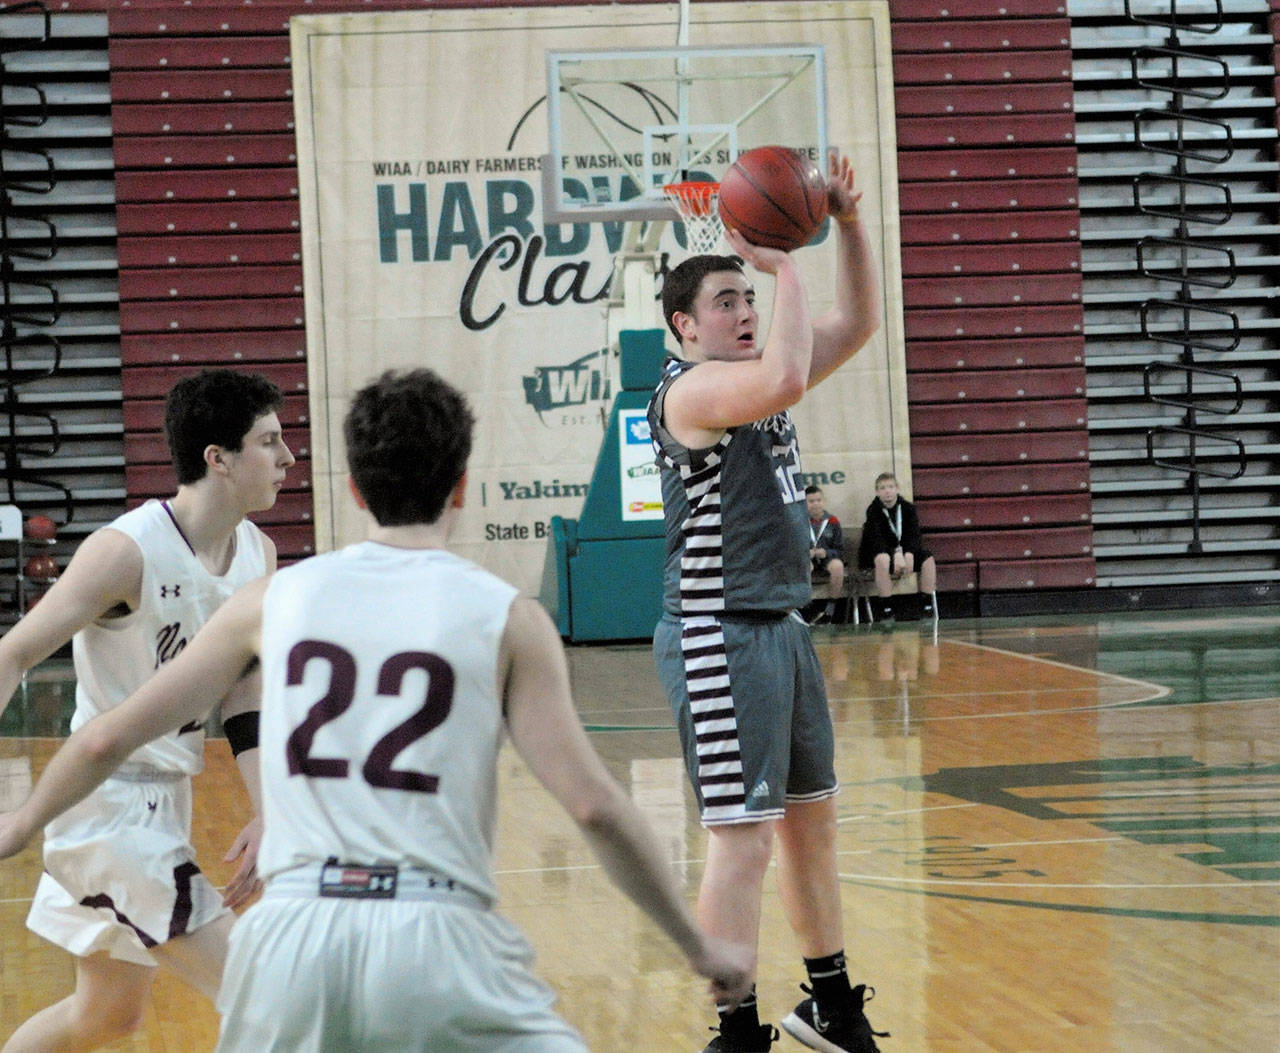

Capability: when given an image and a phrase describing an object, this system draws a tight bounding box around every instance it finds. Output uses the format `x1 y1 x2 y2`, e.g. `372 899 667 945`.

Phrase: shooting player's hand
725 226 795 273
826 150 863 224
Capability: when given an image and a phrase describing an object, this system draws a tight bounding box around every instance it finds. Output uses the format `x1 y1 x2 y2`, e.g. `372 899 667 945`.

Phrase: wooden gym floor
1 607 1277 1051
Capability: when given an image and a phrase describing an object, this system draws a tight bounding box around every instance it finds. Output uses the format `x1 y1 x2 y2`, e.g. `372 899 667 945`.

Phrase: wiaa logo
522 347 613 423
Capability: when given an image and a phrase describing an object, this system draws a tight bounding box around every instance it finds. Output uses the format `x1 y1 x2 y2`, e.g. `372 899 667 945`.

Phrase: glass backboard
544 44 828 223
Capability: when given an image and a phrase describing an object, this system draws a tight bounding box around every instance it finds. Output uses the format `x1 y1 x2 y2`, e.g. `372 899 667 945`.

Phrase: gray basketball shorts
653 611 837 826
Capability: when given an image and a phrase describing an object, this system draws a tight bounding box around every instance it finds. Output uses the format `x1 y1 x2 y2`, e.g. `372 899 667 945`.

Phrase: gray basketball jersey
255 542 519 907
71 500 267 775
648 357 811 615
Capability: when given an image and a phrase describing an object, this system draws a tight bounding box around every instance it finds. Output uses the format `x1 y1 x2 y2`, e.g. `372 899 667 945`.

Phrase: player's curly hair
164 370 284 485
344 369 474 526
660 254 745 345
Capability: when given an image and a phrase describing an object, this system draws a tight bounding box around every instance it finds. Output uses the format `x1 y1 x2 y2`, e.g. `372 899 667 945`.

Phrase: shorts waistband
264 864 489 911
713 609 795 623
109 764 186 783
666 609 794 623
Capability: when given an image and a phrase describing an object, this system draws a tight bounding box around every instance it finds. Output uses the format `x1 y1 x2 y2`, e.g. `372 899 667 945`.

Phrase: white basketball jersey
255 542 518 906
71 500 268 775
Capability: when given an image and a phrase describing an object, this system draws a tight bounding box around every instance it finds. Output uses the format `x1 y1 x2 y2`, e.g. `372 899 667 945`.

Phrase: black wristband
222 711 260 757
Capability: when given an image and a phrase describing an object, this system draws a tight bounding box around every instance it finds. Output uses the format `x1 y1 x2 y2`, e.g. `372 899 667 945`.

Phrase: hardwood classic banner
290 1 907 594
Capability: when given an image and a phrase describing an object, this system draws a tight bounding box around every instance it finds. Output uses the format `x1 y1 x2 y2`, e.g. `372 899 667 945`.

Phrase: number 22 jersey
255 541 518 907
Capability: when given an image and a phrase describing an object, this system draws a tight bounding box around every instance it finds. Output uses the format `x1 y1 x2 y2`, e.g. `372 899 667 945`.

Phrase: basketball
24 554 58 581
24 514 56 541
718 146 829 252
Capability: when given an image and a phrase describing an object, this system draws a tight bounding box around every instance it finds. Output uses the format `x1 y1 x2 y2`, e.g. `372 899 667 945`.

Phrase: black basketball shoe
780 983 889 1053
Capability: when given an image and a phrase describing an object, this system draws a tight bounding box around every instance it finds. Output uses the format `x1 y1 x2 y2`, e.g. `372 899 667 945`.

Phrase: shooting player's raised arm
662 229 812 448
808 152 880 388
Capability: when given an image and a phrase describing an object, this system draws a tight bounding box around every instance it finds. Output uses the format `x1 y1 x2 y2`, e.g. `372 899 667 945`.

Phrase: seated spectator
857 471 937 623
804 484 844 625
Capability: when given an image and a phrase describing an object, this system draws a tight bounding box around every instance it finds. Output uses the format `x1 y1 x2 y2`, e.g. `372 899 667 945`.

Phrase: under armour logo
160 584 181 598
147 801 157 812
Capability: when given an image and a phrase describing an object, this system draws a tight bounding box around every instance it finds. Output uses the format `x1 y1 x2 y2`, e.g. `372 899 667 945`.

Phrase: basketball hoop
663 181 724 255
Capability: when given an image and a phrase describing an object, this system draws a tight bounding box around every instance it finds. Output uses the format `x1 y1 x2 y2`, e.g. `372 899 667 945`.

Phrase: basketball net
663 181 724 255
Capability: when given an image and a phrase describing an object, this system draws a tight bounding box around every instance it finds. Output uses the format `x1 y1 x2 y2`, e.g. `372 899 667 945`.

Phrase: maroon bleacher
907 368 1085 402
107 4 312 560
910 431 1090 468
118 266 304 302
892 3 1095 599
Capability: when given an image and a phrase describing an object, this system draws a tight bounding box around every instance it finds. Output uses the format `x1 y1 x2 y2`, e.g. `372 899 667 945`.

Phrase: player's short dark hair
344 369 474 527
165 370 285 485
875 471 897 486
805 485 823 496
661 254 745 345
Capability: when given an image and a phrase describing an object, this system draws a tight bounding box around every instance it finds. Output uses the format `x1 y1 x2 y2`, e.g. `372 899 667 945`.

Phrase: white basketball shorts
27 769 230 966
217 869 588 1052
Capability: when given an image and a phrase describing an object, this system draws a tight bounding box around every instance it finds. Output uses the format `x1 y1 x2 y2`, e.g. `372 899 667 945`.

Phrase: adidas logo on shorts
749 780 770 799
